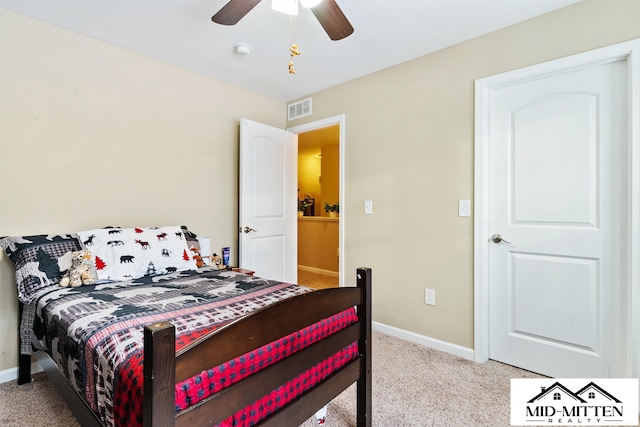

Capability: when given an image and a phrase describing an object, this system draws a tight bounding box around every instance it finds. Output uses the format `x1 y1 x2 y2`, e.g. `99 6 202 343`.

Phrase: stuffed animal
59 249 97 287
190 246 205 268
211 253 223 269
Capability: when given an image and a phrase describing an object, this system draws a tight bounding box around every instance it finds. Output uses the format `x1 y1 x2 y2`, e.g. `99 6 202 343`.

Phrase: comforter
24 267 358 427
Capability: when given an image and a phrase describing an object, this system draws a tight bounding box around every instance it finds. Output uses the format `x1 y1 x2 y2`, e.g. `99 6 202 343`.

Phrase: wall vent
288 97 312 120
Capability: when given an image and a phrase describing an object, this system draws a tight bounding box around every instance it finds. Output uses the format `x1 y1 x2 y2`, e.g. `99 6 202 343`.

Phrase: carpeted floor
0 330 549 426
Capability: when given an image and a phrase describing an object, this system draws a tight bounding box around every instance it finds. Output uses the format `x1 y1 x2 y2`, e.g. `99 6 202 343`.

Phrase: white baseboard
297 265 339 277
0 360 43 384
373 321 475 361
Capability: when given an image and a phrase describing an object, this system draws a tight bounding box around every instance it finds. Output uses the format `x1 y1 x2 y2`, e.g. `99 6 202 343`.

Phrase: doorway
474 39 639 378
289 115 346 288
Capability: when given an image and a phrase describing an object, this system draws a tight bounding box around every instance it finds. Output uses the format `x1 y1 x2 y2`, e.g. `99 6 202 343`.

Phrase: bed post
144 321 176 427
17 302 32 385
356 267 372 427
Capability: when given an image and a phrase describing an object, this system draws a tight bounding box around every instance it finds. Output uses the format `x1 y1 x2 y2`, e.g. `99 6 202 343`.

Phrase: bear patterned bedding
26 266 359 427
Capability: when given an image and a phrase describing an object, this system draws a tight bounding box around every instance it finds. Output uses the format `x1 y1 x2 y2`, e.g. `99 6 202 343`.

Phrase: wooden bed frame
18 267 372 427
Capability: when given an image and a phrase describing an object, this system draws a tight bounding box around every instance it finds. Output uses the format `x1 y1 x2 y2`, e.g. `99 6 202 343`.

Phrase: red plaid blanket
112 308 358 427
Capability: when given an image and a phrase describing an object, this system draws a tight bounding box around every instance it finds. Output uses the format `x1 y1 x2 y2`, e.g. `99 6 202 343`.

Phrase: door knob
243 226 257 234
491 233 511 244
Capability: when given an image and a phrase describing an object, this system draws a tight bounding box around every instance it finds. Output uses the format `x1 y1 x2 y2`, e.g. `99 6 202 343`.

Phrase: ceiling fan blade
212 0 262 25
310 0 354 41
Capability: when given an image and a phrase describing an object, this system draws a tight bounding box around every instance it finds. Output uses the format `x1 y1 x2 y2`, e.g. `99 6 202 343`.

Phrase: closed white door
487 58 629 377
239 118 297 283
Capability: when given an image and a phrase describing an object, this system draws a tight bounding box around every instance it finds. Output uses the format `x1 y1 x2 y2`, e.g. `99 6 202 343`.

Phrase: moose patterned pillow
77 226 197 282
0 233 82 303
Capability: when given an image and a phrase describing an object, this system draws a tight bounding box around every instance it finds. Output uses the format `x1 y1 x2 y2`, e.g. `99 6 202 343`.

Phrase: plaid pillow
0 233 81 303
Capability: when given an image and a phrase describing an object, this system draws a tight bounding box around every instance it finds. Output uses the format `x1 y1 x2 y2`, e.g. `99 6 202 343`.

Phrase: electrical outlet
425 289 435 306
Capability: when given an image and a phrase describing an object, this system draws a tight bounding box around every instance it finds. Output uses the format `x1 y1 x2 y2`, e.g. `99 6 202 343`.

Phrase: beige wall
297 153 321 212
288 0 640 349
320 144 339 216
0 9 285 371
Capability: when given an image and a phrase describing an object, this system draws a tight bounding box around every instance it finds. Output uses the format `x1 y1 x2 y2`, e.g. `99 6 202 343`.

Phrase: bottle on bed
222 247 230 270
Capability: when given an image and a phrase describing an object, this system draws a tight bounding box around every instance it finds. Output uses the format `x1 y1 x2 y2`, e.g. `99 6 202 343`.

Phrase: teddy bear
59 249 97 287
211 253 223 269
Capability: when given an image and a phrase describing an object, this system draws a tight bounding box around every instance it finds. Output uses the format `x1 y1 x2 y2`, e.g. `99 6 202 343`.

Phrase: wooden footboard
145 266 372 427
20 267 372 427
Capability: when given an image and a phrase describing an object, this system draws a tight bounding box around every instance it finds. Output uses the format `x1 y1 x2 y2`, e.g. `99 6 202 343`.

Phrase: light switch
364 200 373 215
458 200 471 217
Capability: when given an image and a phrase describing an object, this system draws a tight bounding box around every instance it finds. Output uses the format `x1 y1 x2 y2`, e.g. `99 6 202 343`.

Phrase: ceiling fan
212 0 354 41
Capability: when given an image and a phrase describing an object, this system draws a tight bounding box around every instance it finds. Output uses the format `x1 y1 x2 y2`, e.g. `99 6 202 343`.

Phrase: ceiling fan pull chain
288 16 301 74
289 43 301 74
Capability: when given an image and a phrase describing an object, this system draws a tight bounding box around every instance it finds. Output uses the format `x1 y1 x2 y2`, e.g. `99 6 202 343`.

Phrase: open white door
239 119 297 283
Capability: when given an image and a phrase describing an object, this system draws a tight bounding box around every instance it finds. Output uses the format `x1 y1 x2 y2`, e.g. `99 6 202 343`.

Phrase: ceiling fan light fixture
300 0 322 8
213 0 354 41
271 0 298 16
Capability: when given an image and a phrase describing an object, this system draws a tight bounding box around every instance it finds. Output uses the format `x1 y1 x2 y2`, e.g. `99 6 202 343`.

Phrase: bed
1 226 371 427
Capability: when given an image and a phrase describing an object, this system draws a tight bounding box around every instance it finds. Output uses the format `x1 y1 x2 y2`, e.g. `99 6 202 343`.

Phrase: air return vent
288 97 312 120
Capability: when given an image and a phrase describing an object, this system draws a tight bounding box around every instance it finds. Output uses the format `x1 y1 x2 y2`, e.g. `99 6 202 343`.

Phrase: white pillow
77 226 197 282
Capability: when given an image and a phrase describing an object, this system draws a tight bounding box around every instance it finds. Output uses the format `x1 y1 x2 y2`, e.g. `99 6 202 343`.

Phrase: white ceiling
1 0 580 101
